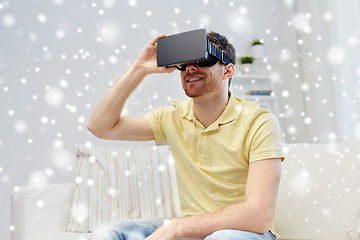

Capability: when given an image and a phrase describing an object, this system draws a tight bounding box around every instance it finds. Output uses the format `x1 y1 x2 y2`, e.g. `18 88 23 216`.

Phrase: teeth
188 77 201 82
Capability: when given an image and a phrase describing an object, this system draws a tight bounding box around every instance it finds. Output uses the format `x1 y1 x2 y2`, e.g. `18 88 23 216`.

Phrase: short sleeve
145 107 168 144
248 112 285 163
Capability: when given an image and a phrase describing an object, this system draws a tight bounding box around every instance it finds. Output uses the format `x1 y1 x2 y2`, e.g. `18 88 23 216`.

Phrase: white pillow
275 141 360 239
347 208 360 240
66 144 181 233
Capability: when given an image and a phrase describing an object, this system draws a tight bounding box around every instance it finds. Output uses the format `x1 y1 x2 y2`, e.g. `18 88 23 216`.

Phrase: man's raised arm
87 34 177 141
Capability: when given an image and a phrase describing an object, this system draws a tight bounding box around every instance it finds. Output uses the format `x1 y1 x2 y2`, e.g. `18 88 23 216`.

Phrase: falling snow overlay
1 0 360 240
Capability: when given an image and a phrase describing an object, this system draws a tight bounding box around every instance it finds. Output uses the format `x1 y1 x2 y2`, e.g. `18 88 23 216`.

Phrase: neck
193 90 230 129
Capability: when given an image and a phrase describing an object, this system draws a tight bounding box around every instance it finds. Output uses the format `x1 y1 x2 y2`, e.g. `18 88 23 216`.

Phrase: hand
133 34 178 76
145 219 179 240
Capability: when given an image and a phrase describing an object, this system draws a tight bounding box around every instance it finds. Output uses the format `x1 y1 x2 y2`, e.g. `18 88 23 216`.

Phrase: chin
184 91 206 98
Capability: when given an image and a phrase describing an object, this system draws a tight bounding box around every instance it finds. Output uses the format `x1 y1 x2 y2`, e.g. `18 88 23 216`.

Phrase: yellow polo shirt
145 95 284 217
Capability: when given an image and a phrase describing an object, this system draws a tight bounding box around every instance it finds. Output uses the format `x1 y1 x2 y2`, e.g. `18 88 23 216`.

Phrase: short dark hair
207 31 236 90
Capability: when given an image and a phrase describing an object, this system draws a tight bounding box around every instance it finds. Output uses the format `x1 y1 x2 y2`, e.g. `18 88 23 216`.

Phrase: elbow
244 203 275 234
87 123 105 139
87 121 118 140
87 123 97 136
248 219 273 235
87 123 95 134
256 219 273 234
253 210 275 234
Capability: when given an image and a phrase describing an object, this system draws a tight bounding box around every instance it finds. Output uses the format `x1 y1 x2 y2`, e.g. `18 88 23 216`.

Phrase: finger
149 34 166 46
158 66 177 73
165 66 178 73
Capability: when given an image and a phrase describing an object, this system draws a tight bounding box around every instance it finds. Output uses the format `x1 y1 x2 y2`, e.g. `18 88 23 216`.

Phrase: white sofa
11 142 360 240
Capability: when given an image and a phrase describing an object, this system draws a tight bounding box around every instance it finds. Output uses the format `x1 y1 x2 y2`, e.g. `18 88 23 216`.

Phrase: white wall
328 0 360 141
2 0 353 239
293 0 360 143
292 0 339 143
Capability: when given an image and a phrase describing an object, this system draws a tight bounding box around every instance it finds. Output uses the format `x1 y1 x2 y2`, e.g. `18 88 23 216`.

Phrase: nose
185 63 199 72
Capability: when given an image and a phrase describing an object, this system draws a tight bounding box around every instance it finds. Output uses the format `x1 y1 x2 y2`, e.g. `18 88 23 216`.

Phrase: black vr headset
157 29 231 71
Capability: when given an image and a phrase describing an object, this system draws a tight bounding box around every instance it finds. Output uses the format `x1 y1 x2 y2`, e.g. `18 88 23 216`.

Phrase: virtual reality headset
157 29 231 71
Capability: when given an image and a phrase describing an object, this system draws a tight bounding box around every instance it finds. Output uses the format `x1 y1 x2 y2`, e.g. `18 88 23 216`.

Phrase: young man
87 30 284 240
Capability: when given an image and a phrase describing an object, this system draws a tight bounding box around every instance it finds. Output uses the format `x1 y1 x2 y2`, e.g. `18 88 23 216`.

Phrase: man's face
180 62 226 98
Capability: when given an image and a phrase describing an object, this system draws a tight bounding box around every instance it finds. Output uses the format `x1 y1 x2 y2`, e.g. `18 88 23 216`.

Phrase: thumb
163 66 178 73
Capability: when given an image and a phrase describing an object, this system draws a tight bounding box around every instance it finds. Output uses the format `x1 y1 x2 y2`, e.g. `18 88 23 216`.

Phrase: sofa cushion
66 144 181 233
274 141 360 239
23 232 90 240
346 208 360 240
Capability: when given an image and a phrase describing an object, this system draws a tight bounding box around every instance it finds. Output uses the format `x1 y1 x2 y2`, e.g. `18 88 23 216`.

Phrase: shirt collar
217 93 242 125
179 92 243 130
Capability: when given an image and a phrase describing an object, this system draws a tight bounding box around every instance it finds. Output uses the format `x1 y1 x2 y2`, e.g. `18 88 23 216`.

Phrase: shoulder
171 98 191 109
234 97 275 121
146 98 191 118
170 98 192 116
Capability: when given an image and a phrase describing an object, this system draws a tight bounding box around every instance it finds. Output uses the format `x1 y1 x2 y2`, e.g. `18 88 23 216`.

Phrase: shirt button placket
199 131 207 164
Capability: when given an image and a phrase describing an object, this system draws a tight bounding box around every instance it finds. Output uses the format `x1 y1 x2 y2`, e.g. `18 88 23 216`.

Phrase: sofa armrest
11 183 76 240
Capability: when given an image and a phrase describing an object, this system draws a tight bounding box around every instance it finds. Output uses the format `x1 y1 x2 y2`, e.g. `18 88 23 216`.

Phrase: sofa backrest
11 183 76 240
66 144 182 233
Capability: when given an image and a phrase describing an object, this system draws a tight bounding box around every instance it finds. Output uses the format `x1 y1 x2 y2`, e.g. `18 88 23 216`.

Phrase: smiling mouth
187 77 203 82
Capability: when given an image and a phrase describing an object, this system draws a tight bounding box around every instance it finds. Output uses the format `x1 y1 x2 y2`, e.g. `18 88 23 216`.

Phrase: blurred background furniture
11 142 360 240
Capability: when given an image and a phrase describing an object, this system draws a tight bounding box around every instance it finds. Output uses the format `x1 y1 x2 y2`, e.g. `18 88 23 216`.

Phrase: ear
223 63 235 80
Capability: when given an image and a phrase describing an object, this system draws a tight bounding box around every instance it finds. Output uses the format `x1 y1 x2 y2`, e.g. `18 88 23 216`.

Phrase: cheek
180 71 185 81
181 73 190 82
180 73 187 88
211 65 223 77
209 70 221 81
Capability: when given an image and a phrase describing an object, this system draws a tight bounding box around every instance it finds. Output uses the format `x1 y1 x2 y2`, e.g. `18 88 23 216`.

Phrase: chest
167 119 250 168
